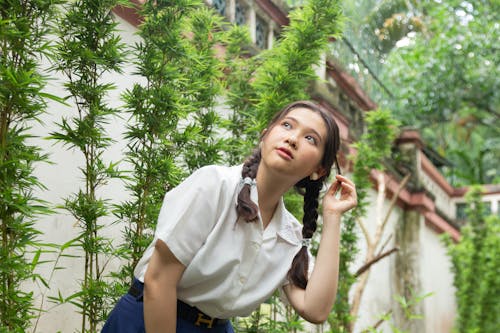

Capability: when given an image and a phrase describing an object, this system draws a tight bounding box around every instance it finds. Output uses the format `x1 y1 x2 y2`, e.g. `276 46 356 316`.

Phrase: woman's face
260 107 327 181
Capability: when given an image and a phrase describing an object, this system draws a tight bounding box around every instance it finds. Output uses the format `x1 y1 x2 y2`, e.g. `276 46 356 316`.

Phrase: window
255 16 268 49
212 0 226 16
235 2 246 26
456 203 468 221
483 201 492 216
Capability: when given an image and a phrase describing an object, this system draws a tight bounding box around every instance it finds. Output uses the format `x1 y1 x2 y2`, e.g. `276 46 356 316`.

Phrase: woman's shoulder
187 164 242 190
193 164 241 180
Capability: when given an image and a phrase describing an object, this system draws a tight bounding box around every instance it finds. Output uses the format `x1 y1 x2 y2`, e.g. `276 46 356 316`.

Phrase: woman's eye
306 135 317 144
282 121 291 129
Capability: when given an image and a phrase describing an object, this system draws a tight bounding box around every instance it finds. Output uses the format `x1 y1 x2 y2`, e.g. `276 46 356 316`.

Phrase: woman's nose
287 135 297 149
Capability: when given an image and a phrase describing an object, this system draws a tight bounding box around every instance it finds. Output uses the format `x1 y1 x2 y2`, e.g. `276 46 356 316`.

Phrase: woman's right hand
143 239 186 333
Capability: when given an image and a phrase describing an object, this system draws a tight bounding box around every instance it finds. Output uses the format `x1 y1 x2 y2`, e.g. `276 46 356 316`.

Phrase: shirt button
252 242 260 250
239 276 246 284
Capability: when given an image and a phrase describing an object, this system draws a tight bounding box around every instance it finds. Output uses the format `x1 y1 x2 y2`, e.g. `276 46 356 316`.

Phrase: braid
302 181 321 238
236 149 261 222
287 179 322 289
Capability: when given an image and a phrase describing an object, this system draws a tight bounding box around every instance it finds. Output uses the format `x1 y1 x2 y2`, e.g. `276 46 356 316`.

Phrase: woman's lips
276 147 293 160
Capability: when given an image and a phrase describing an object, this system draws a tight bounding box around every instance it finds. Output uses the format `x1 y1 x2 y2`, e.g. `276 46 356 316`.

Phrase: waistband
128 278 229 328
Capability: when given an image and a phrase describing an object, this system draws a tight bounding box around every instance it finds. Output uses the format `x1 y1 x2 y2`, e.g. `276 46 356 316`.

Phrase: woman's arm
143 239 186 333
284 175 357 323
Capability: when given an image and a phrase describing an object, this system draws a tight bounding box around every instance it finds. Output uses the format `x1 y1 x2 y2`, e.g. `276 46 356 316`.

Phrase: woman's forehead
282 107 328 135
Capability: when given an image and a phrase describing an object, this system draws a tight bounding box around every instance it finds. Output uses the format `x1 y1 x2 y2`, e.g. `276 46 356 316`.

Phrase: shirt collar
243 179 300 246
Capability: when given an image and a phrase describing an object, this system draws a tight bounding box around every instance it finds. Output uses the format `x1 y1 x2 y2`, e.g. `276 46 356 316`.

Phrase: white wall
350 184 457 333
351 189 401 333
29 15 142 333
419 222 457 333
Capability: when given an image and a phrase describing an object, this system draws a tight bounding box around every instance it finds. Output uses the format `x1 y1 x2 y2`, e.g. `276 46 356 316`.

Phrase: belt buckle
195 312 215 328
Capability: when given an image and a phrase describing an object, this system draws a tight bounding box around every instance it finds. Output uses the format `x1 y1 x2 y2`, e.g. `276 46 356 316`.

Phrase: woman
102 100 357 332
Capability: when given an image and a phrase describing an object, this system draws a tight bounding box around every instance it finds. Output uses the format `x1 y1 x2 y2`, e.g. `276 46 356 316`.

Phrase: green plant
328 109 399 332
362 290 433 333
222 25 257 164
251 0 344 130
445 186 500 333
0 1 62 330
223 0 345 156
50 0 128 331
233 295 305 333
114 0 202 292
34 237 81 332
380 0 499 185
180 7 227 172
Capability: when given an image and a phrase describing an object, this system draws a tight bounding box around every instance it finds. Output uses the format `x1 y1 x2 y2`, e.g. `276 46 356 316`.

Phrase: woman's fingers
335 174 355 187
326 180 341 196
341 183 357 205
324 176 358 213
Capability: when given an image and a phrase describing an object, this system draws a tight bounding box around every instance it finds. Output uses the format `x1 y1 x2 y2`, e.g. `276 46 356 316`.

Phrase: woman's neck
255 165 296 228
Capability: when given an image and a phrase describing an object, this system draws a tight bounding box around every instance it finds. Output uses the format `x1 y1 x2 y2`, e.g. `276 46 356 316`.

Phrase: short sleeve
154 165 230 266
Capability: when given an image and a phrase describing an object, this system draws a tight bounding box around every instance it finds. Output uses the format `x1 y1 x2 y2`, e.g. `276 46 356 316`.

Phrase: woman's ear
311 167 327 180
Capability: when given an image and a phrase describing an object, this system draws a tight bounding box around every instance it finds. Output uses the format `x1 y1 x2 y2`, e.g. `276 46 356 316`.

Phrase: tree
114 0 232 294
327 109 400 332
115 0 199 291
225 0 345 156
180 7 227 172
445 186 500 333
50 1 128 331
332 0 498 185
380 0 499 185
0 1 62 330
252 0 344 130
330 0 426 103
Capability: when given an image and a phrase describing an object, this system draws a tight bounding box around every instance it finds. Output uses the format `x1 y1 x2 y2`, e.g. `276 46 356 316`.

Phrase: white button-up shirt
134 165 306 318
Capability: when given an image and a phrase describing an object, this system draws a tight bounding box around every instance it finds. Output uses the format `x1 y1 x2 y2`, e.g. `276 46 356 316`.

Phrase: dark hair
236 100 342 289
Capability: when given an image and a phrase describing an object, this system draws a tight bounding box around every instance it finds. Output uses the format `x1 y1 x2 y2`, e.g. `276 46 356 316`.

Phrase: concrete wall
351 189 401 333
420 222 456 333
29 15 140 333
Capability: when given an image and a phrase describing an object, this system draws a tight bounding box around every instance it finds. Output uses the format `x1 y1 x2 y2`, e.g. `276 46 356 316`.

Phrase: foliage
444 186 500 333
362 291 433 333
224 0 345 159
327 109 399 332
252 0 344 131
233 297 304 333
0 0 62 330
379 0 499 185
222 25 258 164
333 0 499 185
50 0 128 331
331 0 426 98
113 0 199 294
180 7 227 172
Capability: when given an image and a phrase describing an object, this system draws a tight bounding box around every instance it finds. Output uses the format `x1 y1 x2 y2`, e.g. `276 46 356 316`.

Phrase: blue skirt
101 280 234 333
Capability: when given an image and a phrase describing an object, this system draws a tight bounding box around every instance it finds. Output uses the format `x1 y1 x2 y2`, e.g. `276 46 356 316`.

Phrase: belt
128 278 229 328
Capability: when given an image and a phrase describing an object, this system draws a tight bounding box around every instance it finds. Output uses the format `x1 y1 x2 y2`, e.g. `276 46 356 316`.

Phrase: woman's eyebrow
283 116 323 142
